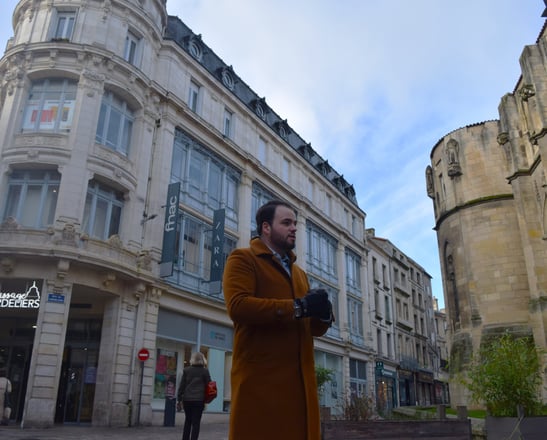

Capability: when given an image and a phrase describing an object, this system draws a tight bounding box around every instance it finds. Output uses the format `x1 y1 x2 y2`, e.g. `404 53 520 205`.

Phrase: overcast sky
1 1 545 309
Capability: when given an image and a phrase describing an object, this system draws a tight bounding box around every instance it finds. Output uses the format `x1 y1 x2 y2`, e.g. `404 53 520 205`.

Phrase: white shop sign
0 280 41 309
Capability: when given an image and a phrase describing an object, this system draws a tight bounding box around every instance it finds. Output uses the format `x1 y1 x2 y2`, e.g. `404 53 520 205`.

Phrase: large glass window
95 91 134 155
345 248 361 294
22 79 77 132
349 358 367 398
306 222 337 282
3 170 60 228
348 297 364 344
52 10 76 40
82 180 124 240
169 213 236 294
250 182 275 235
171 129 240 230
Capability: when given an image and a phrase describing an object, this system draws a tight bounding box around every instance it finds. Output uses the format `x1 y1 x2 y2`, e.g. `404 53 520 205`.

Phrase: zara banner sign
209 209 225 295
159 182 180 277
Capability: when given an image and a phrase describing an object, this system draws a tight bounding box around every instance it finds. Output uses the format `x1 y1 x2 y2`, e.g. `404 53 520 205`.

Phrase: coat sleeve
223 249 295 325
177 371 186 400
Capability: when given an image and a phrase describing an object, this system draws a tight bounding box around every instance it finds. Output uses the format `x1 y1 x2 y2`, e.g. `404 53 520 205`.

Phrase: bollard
456 405 468 420
437 404 446 420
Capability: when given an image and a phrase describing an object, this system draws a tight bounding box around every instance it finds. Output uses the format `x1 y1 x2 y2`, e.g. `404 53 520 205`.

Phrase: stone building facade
366 229 448 410
0 0 375 428
426 21 547 406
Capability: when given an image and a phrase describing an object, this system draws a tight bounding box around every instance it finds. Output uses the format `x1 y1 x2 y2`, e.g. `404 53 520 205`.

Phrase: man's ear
261 221 270 235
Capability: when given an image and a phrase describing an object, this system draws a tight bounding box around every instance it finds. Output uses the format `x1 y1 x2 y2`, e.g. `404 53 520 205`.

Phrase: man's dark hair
255 200 296 236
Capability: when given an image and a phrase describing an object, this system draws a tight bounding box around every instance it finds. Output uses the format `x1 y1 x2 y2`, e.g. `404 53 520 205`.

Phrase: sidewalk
0 412 229 440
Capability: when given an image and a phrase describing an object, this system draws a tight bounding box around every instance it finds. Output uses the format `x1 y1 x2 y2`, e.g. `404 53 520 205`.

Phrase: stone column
22 276 73 427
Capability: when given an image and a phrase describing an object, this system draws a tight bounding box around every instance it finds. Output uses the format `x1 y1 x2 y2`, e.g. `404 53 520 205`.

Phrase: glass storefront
0 279 41 423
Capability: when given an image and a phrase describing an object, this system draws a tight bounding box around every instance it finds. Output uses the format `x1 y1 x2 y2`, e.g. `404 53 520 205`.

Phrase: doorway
55 319 101 424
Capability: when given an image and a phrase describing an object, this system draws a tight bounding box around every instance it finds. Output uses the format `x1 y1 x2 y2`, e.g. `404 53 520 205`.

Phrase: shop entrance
55 319 101 424
0 344 32 422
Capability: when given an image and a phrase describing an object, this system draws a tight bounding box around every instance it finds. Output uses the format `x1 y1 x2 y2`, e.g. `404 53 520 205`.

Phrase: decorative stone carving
497 132 509 145
136 250 152 271
0 217 19 230
517 84 535 101
426 165 435 198
1 257 14 273
107 234 123 249
103 272 116 288
446 139 462 177
57 259 70 280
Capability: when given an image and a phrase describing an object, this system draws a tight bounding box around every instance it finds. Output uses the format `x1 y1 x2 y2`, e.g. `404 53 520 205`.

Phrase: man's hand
295 288 332 320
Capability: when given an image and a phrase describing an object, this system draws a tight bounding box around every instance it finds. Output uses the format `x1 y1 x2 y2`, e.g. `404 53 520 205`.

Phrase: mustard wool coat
223 237 330 440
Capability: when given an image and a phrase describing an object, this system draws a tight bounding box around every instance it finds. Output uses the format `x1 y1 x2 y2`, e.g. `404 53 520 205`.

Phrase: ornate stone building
0 0 373 427
427 20 547 406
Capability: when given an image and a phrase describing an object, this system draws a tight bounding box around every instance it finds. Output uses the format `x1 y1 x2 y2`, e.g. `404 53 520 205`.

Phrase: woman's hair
190 352 206 366
255 200 296 235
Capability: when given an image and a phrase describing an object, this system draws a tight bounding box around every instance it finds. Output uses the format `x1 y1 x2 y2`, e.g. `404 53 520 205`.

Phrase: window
306 222 337 282
348 298 363 339
377 329 382 355
325 194 331 216
83 180 124 240
308 179 315 203
22 78 77 132
223 108 233 138
349 358 367 398
257 137 267 165
188 80 200 113
173 214 236 282
124 30 141 65
95 91 134 155
387 333 392 357
52 11 75 40
345 249 361 293
385 296 391 321
281 157 290 182
171 130 240 230
251 182 275 235
3 170 60 228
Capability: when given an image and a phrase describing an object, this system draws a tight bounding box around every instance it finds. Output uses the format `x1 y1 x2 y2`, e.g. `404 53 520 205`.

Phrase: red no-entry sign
137 348 150 362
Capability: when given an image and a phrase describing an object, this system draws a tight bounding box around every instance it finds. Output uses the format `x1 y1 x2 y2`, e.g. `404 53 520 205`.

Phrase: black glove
295 288 332 320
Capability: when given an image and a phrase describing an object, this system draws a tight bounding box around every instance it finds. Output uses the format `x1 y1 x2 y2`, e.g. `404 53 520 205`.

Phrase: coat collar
250 237 297 264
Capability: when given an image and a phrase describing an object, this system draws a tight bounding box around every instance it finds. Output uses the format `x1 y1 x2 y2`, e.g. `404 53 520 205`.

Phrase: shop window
22 78 77 132
3 170 60 228
95 91 134 155
82 180 124 240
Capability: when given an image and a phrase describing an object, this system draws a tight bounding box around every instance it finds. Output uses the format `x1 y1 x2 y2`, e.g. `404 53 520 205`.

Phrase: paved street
0 413 229 440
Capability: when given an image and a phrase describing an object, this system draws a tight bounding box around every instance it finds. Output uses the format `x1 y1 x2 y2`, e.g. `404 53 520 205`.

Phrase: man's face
263 205 297 255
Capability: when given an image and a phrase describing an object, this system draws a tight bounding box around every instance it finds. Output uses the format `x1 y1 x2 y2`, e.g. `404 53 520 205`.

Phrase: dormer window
188 36 203 61
221 67 235 91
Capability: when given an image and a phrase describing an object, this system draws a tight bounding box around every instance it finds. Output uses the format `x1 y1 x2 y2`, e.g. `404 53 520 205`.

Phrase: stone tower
427 25 547 406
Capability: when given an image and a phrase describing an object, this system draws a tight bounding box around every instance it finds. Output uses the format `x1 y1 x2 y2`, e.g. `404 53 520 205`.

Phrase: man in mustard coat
223 200 333 440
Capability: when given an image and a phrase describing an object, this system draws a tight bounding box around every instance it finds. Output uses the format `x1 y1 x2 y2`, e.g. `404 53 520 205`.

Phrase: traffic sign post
138 348 150 362
137 348 149 425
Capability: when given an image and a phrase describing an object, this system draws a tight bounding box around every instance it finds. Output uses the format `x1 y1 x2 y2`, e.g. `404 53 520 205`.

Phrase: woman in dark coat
177 352 211 440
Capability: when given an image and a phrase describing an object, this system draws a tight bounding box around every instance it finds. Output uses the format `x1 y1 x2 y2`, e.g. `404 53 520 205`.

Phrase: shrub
315 366 334 401
465 331 543 417
338 392 376 421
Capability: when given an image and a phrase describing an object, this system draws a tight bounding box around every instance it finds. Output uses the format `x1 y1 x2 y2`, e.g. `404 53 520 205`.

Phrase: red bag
204 380 217 404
